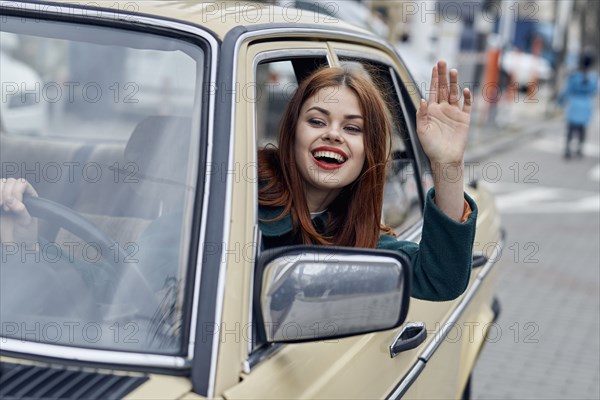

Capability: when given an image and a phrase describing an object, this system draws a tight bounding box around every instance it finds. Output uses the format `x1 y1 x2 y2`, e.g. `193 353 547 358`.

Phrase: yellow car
0 1 503 399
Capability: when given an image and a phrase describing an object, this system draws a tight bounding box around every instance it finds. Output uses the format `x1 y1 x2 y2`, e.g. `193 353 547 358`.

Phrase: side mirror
255 246 411 343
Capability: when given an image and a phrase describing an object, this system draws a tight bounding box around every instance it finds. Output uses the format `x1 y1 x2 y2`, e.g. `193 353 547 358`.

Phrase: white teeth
312 150 346 163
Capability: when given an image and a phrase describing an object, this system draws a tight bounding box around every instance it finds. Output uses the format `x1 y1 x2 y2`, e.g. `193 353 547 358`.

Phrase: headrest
124 116 192 186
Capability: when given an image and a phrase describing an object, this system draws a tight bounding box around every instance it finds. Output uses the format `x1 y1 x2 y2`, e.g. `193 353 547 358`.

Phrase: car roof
30 0 373 40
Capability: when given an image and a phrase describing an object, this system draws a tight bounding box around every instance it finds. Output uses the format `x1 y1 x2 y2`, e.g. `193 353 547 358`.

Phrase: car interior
0 115 193 247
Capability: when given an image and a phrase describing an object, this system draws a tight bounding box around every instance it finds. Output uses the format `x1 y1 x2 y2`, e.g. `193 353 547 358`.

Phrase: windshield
0 15 204 355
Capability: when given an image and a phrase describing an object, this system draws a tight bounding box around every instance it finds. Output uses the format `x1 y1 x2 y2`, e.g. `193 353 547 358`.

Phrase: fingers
437 60 449 103
430 60 471 110
462 88 472 114
449 68 460 106
0 178 33 225
428 65 438 104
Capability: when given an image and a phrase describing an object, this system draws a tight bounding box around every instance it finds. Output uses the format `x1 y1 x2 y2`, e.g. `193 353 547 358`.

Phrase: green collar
258 205 329 237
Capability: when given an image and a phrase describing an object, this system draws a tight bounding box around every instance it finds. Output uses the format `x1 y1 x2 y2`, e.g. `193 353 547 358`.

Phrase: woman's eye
309 119 325 127
345 126 362 133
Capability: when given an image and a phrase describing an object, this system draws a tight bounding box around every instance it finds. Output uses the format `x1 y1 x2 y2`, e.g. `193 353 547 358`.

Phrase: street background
471 93 600 400
466 90 599 399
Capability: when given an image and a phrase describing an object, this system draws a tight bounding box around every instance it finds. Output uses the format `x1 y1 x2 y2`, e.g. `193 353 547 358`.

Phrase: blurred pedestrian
559 51 599 159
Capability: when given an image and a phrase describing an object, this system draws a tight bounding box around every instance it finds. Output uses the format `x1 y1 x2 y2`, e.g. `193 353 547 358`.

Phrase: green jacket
259 188 478 302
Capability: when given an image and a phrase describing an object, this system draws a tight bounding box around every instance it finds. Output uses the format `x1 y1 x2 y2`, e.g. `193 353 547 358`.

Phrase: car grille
0 362 147 399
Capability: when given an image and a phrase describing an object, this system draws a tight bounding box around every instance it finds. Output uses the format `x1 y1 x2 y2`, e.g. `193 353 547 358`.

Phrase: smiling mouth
312 150 346 164
311 149 347 170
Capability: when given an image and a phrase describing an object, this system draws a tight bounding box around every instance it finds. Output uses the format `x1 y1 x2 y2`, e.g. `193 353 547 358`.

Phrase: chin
313 174 358 191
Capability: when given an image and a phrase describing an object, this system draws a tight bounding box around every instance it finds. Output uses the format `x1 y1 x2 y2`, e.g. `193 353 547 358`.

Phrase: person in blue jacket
559 52 599 159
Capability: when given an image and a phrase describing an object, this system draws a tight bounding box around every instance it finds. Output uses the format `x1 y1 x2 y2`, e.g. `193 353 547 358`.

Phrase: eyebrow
306 106 363 120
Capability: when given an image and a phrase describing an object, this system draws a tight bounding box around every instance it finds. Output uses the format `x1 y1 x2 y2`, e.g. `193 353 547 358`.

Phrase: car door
219 35 428 399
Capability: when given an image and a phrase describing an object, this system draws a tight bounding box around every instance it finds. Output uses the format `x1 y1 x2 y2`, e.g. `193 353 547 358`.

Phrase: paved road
471 108 600 399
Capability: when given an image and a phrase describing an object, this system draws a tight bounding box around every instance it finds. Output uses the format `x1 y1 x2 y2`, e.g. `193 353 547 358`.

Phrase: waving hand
416 60 472 165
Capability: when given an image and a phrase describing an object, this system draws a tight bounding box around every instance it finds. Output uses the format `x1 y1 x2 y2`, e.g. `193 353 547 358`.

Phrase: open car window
0 15 205 354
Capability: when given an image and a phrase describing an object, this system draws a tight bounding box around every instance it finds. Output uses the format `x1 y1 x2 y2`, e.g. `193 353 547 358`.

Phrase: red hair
259 66 395 248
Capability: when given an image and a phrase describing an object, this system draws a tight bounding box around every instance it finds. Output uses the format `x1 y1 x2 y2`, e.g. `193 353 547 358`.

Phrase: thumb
416 99 428 134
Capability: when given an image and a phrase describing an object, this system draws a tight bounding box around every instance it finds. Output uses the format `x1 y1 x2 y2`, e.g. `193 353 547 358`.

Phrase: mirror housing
255 246 412 343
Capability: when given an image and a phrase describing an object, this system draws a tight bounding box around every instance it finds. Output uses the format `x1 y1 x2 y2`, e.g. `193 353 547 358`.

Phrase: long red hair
259 66 395 248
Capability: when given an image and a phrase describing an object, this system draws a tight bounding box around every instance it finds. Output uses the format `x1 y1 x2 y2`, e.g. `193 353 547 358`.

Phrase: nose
321 124 344 143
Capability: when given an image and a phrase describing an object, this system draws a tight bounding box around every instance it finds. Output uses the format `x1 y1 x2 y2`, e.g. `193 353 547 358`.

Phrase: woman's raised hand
416 60 472 166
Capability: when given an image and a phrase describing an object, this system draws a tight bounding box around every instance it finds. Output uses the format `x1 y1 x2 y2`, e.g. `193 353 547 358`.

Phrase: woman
257 60 476 301
0 60 476 301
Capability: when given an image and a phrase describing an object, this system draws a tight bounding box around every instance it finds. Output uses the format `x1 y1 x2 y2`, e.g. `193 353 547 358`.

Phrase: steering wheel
24 195 126 267
22 195 159 315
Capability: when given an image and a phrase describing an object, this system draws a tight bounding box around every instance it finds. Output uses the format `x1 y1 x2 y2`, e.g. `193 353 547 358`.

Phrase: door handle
389 322 427 358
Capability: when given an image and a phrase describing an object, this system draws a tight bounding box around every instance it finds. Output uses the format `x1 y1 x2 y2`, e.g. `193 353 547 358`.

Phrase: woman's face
294 85 366 196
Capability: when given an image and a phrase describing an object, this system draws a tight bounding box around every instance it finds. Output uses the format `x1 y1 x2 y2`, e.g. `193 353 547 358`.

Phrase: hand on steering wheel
0 178 38 243
1 178 159 317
